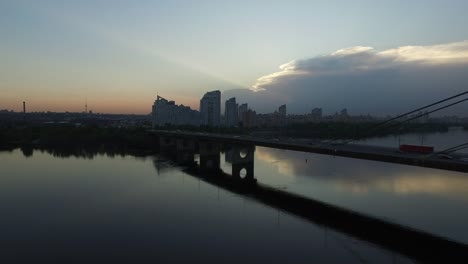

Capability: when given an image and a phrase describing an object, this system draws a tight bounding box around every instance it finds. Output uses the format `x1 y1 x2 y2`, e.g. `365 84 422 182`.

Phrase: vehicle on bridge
399 144 434 154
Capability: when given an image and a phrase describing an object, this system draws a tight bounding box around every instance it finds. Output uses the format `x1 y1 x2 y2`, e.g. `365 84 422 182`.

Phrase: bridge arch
227 144 255 181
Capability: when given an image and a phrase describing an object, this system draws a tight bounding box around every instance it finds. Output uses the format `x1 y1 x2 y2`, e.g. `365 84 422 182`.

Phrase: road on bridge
151 130 468 173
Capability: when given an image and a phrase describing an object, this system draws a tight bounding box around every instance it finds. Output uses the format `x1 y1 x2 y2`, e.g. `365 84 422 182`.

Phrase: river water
1 130 467 263
356 127 468 152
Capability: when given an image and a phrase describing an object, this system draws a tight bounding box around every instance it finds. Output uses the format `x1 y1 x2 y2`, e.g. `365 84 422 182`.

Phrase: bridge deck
151 130 468 173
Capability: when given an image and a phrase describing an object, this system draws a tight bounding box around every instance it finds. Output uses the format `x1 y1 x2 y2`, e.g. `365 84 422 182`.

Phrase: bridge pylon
159 136 177 159
199 141 221 172
226 144 256 182
176 138 196 165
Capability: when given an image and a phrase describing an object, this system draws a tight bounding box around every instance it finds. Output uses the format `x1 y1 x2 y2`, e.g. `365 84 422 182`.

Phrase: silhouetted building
279 104 286 117
225 97 238 127
152 96 200 127
238 103 248 126
200 90 221 126
340 108 348 117
278 104 287 126
311 108 322 119
242 109 257 128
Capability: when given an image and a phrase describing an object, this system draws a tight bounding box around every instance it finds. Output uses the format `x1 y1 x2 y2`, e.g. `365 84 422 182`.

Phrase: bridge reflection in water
159 136 256 182
156 135 468 264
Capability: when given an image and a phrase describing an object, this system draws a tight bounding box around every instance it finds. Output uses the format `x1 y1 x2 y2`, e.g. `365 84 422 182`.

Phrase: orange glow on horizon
1 95 200 114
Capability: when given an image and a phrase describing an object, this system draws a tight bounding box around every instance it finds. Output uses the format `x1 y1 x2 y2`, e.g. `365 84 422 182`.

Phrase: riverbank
0 125 158 156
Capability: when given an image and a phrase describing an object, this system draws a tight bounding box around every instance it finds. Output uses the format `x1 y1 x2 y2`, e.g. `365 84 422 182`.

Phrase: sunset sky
2 0 468 114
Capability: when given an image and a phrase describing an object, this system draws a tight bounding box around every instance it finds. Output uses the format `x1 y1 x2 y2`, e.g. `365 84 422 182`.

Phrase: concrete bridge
158 134 256 182
152 130 468 173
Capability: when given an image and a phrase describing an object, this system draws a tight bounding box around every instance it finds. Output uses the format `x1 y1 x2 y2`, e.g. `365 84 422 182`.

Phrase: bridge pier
226 144 256 182
199 141 221 173
159 136 177 159
159 136 176 151
175 138 196 165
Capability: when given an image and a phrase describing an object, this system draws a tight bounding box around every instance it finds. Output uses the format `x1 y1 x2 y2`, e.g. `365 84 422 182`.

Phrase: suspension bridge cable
361 90 468 130
436 142 468 154
322 90 468 145
337 97 468 145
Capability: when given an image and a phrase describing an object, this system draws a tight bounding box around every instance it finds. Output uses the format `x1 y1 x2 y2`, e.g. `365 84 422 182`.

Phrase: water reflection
3 141 468 261
20 145 33 157
156 141 468 262
357 129 468 153
0 148 417 264
13 144 156 159
256 147 468 200
336 174 468 198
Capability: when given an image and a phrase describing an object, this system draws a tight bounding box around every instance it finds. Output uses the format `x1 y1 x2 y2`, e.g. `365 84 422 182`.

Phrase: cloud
379 41 468 64
255 41 468 91
231 41 468 115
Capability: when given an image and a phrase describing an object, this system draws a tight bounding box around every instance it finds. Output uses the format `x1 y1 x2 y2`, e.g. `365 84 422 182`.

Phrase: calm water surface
0 148 413 263
248 129 468 245
249 147 468 244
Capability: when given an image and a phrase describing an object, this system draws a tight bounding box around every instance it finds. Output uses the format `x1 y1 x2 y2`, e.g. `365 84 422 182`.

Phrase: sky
1 0 468 115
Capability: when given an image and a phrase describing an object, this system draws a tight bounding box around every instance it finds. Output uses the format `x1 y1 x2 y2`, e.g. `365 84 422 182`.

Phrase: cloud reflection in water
255 147 468 200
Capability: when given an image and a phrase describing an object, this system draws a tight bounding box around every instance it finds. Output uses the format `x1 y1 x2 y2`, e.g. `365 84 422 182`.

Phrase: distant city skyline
149 92 459 129
1 1 468 115
3 89 468 119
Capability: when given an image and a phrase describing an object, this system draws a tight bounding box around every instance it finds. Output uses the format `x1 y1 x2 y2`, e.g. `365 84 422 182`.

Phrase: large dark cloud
225 41 468 115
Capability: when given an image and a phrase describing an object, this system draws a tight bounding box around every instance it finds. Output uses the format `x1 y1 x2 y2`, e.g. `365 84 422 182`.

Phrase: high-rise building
238 103 248 126
311 108 322 119
225 97 238 127
200 90 221 126
242 109 257 128
279 104 286 117
340 108 348 117
152 96 200 127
